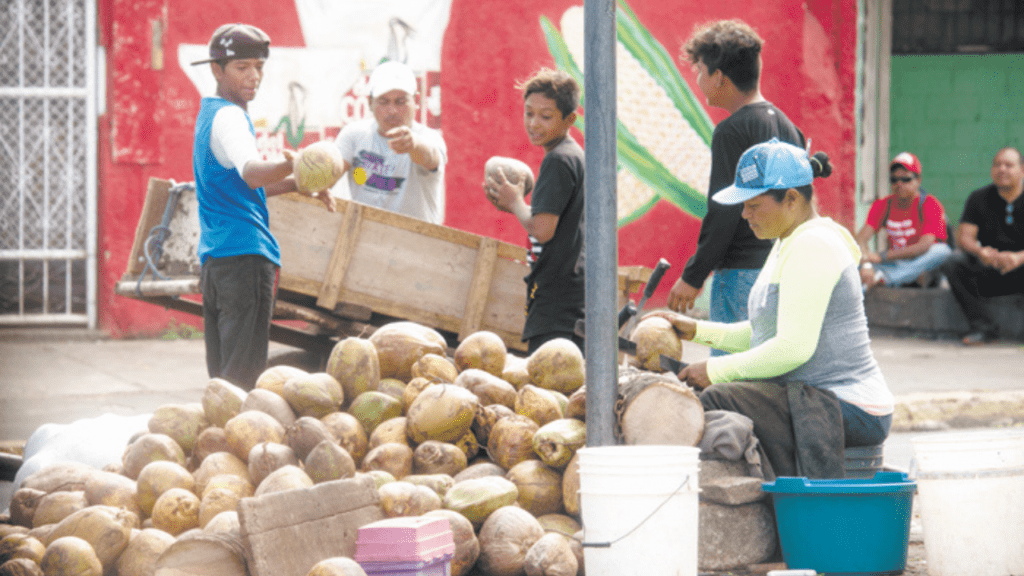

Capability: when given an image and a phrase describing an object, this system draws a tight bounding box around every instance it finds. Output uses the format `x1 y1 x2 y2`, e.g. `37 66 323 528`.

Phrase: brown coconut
453 461 507 483
442 476 519 528
151 487 200 536
0 534 44 565
413 441 467 477
241 388 297 427
223 410 286 462
502 354 532 390
488 414 541 470
565 387 586 421
284 416 336 461
628 316 683 371
136 460 195 517
376 378 407 401
455 369 517 409
115 528 175 576
454 429 481 461
192 426 232 465
361 443 414 480
46 505 137 567
349 392 404 436
368 417 410 449
192 451 249 496
369 321 447 382
0 558 43 576
411 353 459 384
402 377 434 412
282 372 344 418
516 385 563 426
477 506 545 576
325 336 380 409
377 481 441 517
472 404 515 447
306 556 368 576
304 441 357 483
148 402 209 455
527 339 585 395
201 473 254 500
524 532 578 576
201 378 248 428
406 384 479 444
255 365 308 397
198 488 241 529
255 465 313 496
247 442 300 486
562 453 581 517
401 474 454 498
506 460 565 517
9 489 44 529
532 419 586 469
321 412 369 465
454 331 507 378
31 492 87 529
424 508 480 576
121 433 187 480
536 514 582 538
485 156 535 196
40 536 102 576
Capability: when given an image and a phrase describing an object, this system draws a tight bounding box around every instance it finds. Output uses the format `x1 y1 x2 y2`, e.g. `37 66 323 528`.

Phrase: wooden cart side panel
316 202 364 310
459 237 498 341
125 178 173 277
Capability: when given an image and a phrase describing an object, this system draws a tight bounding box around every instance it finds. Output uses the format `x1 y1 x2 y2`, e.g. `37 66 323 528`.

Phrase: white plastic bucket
577 445 700 576
911 429 1024 576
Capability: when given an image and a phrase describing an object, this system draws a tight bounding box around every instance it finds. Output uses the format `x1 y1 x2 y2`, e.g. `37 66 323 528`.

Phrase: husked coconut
284 416 336 461
477 506 545 576
406 384 479 444
454 331 507 378
115 528 175 576
484 156 536 197
401 474 454 498
136 460 195 517
31 492 86 528
413 441 467 477
255 465 313 496
527 339 585 395
536 514 581 538
0 534 44 564
148 403 209 455
532 419 586 469
565 387 586 421
562 453 580 517
348 392 404 436
402 377 434 412
0 557 44 576
223 410 286 462
201 378 248 428
369 321 447 382
256 365 308 397
325 337 379 408
369 417 410 449
304 441 356 483
515 385 562 426
377 481 441 517
241 388 297 427
40 536 102 576
151 487 200 536
524 532 578 576
502 354 531 390
424 509 480 576
282 372 343 418
442 476 519 528
362 443 414 480
46 505 137 567
321 412 368 464
472 404 515 447
488 415 540 470
122 433 187 480
455 369 517 409
411 353 459 384
198 488 241 529
628 316 683 371
453 461 507 483
306 556 368 576
192 427 232 465
192 451 249 496
247 442 299 486
506 460 564 517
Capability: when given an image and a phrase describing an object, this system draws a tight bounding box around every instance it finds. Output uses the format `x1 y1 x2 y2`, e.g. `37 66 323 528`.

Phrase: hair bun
809 151 832 179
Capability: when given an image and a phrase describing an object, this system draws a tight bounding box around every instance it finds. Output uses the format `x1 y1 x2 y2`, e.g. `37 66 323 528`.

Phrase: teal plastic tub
762 471 916 576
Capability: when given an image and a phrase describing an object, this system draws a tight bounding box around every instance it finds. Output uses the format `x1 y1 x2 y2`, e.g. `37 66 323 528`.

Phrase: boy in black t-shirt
486 68 585 354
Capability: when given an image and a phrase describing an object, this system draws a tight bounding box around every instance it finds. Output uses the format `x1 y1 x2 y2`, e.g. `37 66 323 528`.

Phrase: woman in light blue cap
647 138 894 479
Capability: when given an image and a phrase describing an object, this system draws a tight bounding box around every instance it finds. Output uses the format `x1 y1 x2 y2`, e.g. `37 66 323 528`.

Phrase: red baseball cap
890 152 921 175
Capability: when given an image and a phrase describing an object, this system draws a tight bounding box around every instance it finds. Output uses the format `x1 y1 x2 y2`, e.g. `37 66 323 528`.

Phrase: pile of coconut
1 321 621 576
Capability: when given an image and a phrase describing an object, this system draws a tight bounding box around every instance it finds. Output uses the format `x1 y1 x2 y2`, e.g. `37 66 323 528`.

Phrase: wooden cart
116 178 652 356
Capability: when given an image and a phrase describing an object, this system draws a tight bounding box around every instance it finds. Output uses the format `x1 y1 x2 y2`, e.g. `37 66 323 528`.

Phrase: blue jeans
876 243 952 286
708 268 760 357
839 401 892 447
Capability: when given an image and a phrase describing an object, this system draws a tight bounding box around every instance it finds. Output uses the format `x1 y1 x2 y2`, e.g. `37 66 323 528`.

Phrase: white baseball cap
369 61 417 98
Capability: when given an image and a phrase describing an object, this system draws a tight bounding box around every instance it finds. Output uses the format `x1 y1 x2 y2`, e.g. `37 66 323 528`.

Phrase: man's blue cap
712 138 813 205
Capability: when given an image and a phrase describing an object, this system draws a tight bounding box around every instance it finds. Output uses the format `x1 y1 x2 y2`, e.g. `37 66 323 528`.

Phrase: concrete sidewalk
1 327 1022 470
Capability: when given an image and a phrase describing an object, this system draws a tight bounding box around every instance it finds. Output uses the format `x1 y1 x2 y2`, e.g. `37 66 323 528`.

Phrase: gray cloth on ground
698 410 765 479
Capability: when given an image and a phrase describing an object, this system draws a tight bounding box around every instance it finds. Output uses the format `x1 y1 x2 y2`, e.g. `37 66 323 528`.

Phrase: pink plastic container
358 553 454 576
355 517 455 564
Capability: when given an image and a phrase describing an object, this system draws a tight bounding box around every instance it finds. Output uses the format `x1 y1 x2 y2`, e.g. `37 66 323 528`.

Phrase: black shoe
962 331 996 345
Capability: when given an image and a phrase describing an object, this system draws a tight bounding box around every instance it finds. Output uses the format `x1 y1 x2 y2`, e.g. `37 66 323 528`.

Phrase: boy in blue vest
191 24 333 389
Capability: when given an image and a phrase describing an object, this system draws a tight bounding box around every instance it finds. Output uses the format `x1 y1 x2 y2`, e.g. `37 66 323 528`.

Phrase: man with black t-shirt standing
668 19 806 356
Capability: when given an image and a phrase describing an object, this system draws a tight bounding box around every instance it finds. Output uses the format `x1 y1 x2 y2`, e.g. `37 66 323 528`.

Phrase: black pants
201 254 278 390
941 251 1024 334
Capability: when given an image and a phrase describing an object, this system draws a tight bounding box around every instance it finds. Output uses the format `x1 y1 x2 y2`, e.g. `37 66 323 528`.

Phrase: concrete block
698 500 777 571
701 476 765 506
865 287 1024 340
698 458 750 485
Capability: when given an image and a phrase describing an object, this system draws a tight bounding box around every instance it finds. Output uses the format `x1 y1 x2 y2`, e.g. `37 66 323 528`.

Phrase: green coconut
376 378 407 402
442 476 519 528
201 378 248 428
192 451 249 496
629 316 684 372
304 440 356 483
515 385 562 426
369 321 448 382
223 410 286 462
477 506 545 576
378 481 442 517
406 384 479 444
136 460 195 517
284 416 336 461
565 387 586 421
40 536 102 576
506 460 564 517
247 442 300 486
115 528 175 576
401 474 455 498
402 377 434 412
454 331 507 378
148 403 209 455
192 427 232 465
151 488 200 536
368 417 410 449
362 443 414 480
0 534 45 565
453 461 507 483
523 532 578 576
502 354 532 390
0 558 44 576
255 365 308 397
562 453 581 518
325 337 380 409
282 372 343 418
424 509 481 576
410 353 460 384
349 392 405 436
526 339 585 395
413 441 467 477
472 404 515 447
240 388 297 428
121 433 187 480
306 556 369 576
536 514 582 538
532 419 586 469
321 412 369 465
46 505 137 568
255 465 313 496
31 492 87 529
487 414 540 470
454 369 517 409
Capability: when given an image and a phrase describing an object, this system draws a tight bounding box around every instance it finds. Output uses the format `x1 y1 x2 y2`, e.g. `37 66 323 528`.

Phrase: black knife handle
644 259 672 299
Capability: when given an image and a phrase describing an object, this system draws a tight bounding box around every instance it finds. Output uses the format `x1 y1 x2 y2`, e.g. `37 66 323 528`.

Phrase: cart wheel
267 348 327 372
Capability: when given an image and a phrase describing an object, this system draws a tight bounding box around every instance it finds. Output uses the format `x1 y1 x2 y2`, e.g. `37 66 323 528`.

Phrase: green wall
889 54 1024 224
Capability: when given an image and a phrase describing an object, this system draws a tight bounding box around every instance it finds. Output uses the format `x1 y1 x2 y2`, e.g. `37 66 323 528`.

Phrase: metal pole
583 0 618 447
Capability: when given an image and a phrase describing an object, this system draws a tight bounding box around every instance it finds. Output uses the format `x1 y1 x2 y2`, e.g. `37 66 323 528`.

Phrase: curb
892 390 1024 432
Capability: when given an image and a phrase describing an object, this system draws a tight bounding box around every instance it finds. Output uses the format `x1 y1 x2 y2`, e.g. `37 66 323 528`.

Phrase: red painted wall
96 0 858 337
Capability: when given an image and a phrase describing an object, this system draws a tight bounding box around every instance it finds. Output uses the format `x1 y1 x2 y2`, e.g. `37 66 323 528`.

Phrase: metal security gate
0 0 97 327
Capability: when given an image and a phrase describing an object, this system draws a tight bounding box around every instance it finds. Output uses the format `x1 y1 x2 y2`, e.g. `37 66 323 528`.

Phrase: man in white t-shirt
335 61 448 224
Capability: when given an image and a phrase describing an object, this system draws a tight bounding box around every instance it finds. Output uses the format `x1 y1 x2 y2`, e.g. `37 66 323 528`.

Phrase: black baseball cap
191 24 270 66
